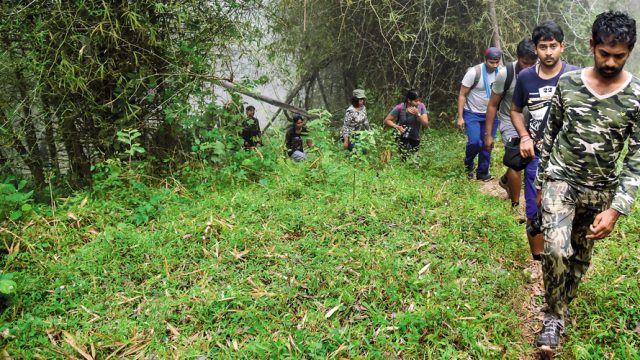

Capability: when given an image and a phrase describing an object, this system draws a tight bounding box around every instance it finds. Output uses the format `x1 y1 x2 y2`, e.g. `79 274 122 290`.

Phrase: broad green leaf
9 210 22 221
0 279 16 295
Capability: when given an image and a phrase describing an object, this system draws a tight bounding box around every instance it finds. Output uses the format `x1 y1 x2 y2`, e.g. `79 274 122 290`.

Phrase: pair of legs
463 109 498 177
537 180 613 349
397 137 420 160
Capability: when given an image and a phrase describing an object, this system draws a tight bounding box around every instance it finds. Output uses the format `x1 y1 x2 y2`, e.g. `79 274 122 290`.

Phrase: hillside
1 129 638 359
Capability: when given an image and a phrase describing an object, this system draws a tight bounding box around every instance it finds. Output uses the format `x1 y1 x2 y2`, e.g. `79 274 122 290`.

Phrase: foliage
0 177 33 222
265 0 597 120
0 0 261 186
0 273 16 297
116 129 146 164
1 124 637 358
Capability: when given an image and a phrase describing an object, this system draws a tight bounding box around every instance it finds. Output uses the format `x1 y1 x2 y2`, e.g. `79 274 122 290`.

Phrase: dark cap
485 47 502 60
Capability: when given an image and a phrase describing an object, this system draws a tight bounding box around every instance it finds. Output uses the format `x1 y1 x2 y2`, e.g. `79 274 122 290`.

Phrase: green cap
352 89 366 99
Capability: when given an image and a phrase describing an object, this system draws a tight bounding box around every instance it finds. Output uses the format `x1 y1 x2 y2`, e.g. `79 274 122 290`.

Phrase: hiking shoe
476 173 494 182
536 313 564 351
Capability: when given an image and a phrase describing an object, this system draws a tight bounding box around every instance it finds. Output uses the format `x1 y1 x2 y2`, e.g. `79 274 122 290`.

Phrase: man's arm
609 115 640 216
484 92 502 150
457 85 471 130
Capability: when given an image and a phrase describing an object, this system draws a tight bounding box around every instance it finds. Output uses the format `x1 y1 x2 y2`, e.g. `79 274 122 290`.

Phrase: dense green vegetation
1 124 638 358
2 1 640 358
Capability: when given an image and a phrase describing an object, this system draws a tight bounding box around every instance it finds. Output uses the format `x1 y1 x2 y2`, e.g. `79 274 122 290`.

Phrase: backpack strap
470 64 482 89
465 64 482 110
502 62 515 98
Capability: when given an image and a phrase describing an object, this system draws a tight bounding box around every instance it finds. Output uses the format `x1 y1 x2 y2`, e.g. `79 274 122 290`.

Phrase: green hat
352 89 366 99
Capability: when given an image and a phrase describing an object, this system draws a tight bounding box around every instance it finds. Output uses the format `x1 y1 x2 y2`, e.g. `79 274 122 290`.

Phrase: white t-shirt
461 64 499 114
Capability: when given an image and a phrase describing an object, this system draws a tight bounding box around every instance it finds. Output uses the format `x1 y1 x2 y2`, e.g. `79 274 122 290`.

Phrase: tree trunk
304 73 316 109
15 69 46 186
61 115 92 187
0 112 45 185
316 71 331 111
488 0 502 51
40 94 61 175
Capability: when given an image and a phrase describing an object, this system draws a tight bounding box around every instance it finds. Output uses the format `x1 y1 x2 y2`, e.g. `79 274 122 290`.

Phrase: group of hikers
240 11 639 353
240 87 430 161
459 11 640 353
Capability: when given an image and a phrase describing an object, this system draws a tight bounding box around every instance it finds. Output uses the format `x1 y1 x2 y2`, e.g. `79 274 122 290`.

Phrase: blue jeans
524 156 540 221
463 109 498 176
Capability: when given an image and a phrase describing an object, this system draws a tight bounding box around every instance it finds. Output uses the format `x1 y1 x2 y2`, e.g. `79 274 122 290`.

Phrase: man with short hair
240 105 262 149
484 39 537 209
511 21 579 261
534 11 639 352
457 47 502 181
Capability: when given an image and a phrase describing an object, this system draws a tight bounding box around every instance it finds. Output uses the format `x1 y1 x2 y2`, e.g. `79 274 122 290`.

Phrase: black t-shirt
241 116 261 147
387 103 427 141
285 126 307 155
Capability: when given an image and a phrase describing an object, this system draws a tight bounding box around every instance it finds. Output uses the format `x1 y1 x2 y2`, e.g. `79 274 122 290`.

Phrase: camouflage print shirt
341 105 370 138
535 69 640 215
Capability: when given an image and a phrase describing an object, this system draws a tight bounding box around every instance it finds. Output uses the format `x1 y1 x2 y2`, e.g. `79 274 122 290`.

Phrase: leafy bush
0 177 33 222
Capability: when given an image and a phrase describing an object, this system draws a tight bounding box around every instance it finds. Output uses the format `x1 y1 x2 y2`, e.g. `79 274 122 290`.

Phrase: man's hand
484 135 494 151
457 117 465 130
520 136 535 158
407 106 420 116
397 125 407 135
587 208 621 240
343 139 349 150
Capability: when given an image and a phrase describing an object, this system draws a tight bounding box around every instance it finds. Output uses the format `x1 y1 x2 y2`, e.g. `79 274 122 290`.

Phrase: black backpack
469 62 514 97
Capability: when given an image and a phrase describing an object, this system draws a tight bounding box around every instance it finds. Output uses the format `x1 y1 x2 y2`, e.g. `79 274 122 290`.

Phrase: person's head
531 21 565 68
245 105 255 117
516 38 537 70
484 47 502 72
590 11 636 79
292 114 304 130
351 89 367 107
404 89 422 107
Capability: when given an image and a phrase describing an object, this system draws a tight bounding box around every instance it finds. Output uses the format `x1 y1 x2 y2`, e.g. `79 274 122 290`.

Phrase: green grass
1 129 638 359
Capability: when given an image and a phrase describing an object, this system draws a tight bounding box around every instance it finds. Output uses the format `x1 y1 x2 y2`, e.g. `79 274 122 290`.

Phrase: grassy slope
1 130 638 359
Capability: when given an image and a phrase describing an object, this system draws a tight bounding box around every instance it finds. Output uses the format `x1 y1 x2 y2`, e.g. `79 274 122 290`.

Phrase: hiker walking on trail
383 89 429 158
484 39 537 209
457 47 502 181
534 11 640 353
285 114 312 161
342 89 371 151
510 21 579 261
241 105 263 149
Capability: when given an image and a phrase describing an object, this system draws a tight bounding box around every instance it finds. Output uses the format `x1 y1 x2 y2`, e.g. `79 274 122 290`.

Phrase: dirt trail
477 178 549 359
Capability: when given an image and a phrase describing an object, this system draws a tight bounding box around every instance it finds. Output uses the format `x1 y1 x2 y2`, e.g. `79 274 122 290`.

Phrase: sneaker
476 173 494 182
536 313 564 351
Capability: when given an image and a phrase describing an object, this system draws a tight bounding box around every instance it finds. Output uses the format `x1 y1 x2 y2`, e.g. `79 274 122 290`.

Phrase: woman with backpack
383 89 430 157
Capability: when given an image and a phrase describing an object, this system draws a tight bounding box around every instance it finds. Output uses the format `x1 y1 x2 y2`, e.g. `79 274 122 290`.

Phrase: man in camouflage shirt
534 11 640 352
